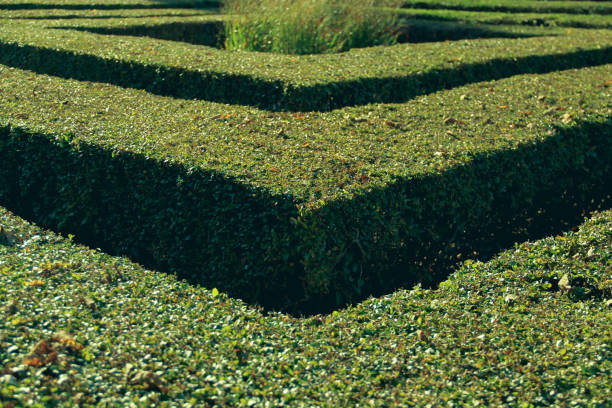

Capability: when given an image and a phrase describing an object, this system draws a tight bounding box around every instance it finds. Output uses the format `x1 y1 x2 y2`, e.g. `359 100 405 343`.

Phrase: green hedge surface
0 0 220 10
1 2 611 313
401 0 612 15
1 205 610 406
1 53 611 311
0 2 611 403
394 8 612 28
0 20 611 110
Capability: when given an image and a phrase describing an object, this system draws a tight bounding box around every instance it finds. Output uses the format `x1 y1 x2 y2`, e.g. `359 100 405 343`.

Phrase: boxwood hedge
1 51 611 312
395 7 612 28
0 205 610 406
401 0 612 15
0 20 611 110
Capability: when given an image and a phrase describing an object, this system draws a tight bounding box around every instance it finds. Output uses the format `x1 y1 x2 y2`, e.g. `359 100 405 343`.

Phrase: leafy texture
0 206 610 406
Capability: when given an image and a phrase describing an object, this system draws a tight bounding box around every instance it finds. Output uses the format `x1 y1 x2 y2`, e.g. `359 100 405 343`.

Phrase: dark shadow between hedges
0 117 610 316
0 1 219 10
53 19 537 48
0 39 610 112
396 19 540 43
59 21 226 47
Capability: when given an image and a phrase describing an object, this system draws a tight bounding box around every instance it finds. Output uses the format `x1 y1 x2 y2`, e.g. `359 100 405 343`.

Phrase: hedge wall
1 113 610 313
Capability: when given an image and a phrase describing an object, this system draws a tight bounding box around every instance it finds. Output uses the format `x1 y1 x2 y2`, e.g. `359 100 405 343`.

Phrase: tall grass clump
222 0 402 54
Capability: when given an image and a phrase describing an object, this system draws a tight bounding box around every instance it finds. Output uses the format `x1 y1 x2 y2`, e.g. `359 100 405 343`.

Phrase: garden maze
0 0 610 405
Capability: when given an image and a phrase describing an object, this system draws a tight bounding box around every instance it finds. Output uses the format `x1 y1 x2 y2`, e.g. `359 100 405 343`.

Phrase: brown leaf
416 330 428 342
32 340 54 356
23 356 45 367
52 331 84 352
558 274 572 293
130 370 168 393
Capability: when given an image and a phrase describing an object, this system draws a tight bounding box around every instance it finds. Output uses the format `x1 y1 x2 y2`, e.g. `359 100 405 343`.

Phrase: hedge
0 0 220 10
0 203 610 405
401 0 612 15
0 20 611 110
394 8 612 28
1 55 611 312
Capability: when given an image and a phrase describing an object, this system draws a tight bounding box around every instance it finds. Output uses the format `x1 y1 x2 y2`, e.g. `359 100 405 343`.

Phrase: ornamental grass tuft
222 0 402 54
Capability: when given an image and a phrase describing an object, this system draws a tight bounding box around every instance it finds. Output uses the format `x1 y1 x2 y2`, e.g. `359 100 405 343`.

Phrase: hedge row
0 20 610 110
1 55 611 312
1 203 610 406
402 0 612 15
0 0 220 10
395 7 612 28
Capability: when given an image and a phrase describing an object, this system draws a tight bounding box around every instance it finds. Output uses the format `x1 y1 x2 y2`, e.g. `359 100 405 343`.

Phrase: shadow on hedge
397 19 540 43
55 19 537 48
1 116 610 315
60 21 226 47
0 39 610 111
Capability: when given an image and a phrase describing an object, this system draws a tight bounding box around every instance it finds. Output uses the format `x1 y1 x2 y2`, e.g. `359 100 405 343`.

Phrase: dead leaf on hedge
52 330 84 352
129 370 168 393
24 340 57 367
416 330 428 342
561 112 573 125
558 274 572 293
32 340 54 355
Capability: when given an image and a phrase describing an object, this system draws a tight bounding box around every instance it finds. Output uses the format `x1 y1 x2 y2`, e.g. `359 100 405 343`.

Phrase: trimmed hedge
0 205 610 405
401 0 612 15
1 56 611 312
0 21 611 110
0 0 221 10
395 7 612 28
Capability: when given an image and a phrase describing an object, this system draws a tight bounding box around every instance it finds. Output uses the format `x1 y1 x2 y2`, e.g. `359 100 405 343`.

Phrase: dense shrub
222 0 402 54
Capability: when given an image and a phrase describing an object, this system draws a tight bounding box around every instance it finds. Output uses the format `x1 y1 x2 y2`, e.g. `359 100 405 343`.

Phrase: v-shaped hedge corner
1 40 610 111
1 116 610 314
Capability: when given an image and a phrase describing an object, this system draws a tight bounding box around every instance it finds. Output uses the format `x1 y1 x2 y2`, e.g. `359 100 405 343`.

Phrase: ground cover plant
0 0 611 404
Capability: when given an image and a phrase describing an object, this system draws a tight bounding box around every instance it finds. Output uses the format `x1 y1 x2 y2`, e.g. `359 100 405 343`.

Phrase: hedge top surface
1 50 611 206
0 0 219 8
394 7 612 28
0 17 598 84
402 0 612 15
1 203 610 406
0 7 216 19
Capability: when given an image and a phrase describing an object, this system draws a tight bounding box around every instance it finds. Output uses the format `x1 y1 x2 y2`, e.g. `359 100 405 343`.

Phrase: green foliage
222 0 402 54
0 1 611 403
394 7 612 29
1 205 610 405
401 0 612 15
